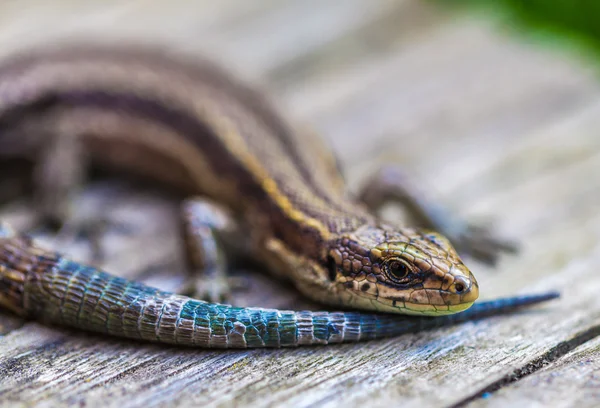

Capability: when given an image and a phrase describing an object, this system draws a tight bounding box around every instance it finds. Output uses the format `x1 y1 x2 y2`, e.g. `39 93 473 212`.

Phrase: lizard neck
255 188 376 263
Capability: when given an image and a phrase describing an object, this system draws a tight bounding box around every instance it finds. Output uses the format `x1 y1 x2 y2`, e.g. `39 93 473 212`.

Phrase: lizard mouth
369 295 476 316
400 300 475 316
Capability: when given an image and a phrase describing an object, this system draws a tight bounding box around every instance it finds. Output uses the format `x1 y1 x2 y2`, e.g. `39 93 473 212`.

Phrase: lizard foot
179 275 249 304
448 223 518 266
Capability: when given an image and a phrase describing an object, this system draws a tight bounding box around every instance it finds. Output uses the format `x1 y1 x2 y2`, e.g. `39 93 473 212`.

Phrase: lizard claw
180 275 249 304
452 224 519 266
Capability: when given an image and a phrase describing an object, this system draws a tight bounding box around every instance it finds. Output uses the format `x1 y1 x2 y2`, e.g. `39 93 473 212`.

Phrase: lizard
0 45 558 348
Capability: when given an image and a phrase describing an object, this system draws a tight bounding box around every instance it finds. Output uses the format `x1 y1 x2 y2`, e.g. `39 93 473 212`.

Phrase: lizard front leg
31 131 132 263
179 198 249 304
33 131 86 230
357 165 518 265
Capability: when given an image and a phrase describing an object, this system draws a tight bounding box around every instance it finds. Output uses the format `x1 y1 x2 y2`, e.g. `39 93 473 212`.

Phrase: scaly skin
0 225 558 348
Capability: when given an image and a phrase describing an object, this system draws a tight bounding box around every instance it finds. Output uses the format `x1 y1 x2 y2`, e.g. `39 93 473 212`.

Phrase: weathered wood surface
475 334 600 408
0 1 599 407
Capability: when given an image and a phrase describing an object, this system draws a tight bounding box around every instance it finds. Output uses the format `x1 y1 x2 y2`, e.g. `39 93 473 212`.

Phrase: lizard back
0 45 373 260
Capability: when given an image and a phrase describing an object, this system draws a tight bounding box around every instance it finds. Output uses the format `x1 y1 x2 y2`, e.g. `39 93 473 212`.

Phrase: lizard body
0 46 558 348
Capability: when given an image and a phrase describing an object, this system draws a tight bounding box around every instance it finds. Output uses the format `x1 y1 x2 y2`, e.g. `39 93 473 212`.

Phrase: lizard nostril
453 276 469 294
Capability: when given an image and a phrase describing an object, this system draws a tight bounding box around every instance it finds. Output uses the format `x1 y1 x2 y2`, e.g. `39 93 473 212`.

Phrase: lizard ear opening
326 256 337 281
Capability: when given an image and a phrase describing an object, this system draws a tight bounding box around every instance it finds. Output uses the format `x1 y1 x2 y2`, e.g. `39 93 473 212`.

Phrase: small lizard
0 45 558 348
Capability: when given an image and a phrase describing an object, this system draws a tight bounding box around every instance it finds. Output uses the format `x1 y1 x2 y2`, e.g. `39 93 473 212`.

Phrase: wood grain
471 335 600 408
0 1 599 407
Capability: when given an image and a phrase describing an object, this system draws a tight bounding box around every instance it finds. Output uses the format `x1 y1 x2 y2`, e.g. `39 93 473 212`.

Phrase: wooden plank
0 1 599 407
469 335 600 408
0 0 278 56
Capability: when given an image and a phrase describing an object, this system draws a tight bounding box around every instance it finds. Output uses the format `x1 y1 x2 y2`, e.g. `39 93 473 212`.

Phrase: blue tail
355 291 561 341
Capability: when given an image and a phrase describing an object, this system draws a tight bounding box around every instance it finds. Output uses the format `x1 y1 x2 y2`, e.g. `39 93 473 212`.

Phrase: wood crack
449 323 600 408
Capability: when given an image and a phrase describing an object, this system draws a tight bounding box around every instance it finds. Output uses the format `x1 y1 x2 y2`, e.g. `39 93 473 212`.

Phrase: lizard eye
384 259 411 283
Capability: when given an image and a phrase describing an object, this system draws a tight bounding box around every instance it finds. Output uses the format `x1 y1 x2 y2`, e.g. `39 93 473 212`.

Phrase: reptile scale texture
0 45 558 348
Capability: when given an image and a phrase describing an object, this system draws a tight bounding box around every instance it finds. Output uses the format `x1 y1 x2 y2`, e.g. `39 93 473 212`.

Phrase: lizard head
326 224 478 315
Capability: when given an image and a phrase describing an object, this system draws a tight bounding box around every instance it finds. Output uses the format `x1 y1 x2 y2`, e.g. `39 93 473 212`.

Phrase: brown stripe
0 46 360 218
0 89 329 260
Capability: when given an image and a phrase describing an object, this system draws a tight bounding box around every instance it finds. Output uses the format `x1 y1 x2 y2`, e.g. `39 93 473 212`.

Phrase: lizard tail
0 226 559 348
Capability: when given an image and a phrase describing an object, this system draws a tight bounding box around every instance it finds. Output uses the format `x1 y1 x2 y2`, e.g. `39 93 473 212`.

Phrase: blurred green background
441 0 600 66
